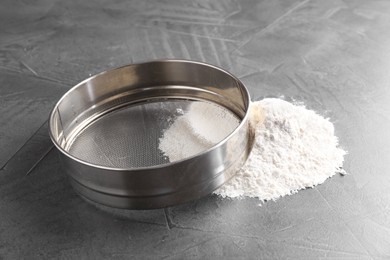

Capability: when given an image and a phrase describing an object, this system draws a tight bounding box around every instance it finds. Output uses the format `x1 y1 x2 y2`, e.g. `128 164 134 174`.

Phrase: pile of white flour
159 98 347 202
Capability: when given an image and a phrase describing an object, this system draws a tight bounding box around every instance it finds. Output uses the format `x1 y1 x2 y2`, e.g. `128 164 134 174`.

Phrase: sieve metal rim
49 59 251 172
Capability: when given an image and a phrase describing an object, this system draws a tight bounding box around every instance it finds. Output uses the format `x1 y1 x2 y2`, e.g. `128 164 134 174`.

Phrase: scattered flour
215 98 347 201
159 98 347 202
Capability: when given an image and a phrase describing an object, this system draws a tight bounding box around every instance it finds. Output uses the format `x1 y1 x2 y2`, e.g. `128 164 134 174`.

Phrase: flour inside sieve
158 101 241 163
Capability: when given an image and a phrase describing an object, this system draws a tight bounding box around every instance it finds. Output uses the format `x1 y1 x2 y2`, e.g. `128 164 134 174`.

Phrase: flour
159 101 240 162
215 98 347 201
159 98 347 202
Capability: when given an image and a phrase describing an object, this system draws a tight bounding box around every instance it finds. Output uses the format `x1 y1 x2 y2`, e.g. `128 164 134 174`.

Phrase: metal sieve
49 60 251 209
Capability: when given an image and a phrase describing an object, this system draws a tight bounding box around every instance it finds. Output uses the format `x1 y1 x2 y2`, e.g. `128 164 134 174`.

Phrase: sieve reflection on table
49 60 251 209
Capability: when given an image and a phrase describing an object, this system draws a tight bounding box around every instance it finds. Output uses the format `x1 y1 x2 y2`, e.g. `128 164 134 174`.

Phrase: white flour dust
159 98 347 202
159 101 240 162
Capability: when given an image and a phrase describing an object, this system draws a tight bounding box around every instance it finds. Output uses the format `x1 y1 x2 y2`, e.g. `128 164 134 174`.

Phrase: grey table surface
1 0 389 259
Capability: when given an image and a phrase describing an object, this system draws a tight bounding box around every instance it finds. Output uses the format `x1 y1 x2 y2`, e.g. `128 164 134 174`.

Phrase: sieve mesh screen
67 99 240 168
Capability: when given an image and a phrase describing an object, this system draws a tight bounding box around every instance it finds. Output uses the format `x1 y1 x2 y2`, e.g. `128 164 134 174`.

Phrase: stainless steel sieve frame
49 60 251 209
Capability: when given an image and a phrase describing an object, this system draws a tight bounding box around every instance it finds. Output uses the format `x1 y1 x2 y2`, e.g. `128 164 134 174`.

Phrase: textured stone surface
1 0 390 258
